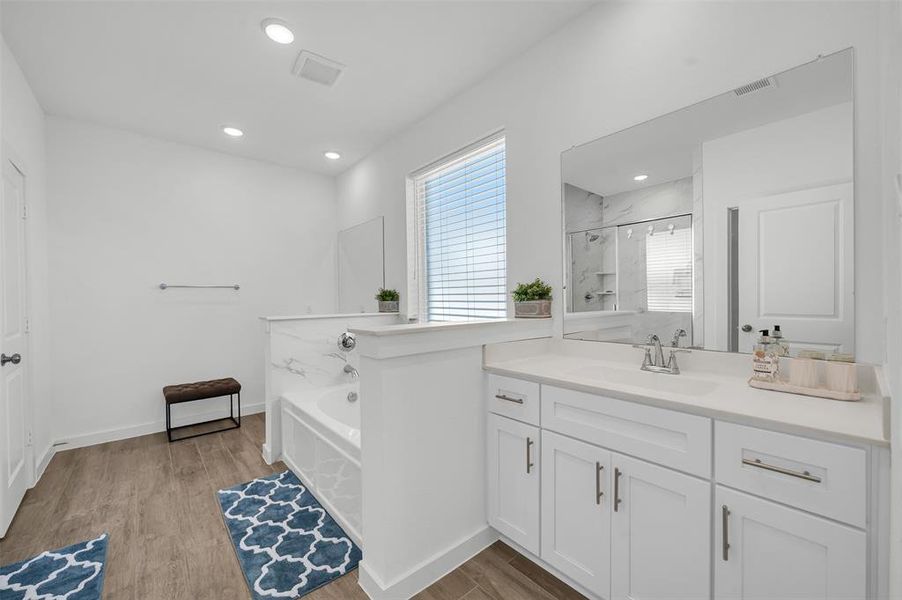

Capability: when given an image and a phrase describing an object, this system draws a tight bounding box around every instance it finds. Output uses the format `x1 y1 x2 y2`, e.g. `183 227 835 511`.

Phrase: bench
163 377 241 442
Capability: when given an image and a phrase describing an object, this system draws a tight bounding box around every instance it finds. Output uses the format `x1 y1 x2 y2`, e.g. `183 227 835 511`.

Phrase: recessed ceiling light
262 18 294 44
633 174 649 181
323 151 341 160
222 126 244 138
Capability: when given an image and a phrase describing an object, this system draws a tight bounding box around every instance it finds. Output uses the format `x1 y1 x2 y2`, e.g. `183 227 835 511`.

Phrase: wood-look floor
0 413 585 600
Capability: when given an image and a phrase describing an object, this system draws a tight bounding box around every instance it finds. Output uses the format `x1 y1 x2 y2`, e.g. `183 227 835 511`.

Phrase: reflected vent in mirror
293 50 345 87
733 77 777 96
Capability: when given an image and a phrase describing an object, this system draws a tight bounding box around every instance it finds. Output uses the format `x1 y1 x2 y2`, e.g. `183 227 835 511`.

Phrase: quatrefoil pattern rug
218 470 362 599
0 533 108 600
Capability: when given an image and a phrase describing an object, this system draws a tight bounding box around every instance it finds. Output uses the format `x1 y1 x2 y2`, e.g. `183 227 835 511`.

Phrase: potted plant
512 278 553 318
375 288 400 313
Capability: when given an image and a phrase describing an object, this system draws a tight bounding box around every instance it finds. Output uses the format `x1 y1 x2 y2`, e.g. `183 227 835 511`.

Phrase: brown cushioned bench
163 377 241 442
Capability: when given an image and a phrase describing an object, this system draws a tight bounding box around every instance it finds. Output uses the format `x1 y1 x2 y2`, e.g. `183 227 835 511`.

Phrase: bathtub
280 384 362 546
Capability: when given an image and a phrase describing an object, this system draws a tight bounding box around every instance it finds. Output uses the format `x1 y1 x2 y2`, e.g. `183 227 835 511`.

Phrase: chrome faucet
648 334 666 368
633 332 690 375
343 364 359 379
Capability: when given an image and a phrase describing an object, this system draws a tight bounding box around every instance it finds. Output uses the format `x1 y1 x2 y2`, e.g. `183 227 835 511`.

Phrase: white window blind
645 223 692 312
412 135 506 322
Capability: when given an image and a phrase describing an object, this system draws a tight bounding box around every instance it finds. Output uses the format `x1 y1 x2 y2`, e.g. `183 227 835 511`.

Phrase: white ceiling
1 1 593 175
563 49 853 197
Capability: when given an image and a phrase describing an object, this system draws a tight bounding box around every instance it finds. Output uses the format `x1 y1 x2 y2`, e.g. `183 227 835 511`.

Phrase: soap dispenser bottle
752 329 780 382
772 325 790 357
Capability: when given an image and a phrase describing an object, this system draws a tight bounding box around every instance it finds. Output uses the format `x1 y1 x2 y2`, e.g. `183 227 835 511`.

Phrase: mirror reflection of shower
568 213 694 345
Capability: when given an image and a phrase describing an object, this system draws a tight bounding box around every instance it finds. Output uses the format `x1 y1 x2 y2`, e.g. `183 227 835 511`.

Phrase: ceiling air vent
293 50 345 87
733 77 777 97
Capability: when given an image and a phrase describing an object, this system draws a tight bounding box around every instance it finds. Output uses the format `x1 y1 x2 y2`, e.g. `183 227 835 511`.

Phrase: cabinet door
487 413 540 554
611 453 710 600
541 430 611 598
715 486 866 600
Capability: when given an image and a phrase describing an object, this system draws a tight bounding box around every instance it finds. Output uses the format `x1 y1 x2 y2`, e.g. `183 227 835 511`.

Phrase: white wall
0 39 53 474
46 117 338 446
877 0 902 595
336 0 890 365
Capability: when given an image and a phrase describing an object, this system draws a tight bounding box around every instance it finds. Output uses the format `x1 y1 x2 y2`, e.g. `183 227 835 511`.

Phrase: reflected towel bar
159 283 240 290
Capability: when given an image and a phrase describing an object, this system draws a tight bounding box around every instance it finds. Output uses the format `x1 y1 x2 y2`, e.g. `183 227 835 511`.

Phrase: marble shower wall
569 227 617 312
566 177 695 329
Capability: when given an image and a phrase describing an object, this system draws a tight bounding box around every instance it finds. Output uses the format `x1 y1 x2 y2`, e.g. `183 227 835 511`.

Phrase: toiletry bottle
772 325 790 357
752 329 780 382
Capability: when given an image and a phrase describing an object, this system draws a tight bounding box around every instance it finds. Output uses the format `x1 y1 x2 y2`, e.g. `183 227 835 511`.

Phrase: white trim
33 443 55 484
261 443 274 464
357 526 497 600
53 402 264 451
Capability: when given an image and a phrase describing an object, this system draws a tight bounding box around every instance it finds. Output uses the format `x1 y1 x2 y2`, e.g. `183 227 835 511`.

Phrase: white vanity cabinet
541 430 612 596
484 373 881 600
715 486 866 599
486 412 540 554
610 454 710 600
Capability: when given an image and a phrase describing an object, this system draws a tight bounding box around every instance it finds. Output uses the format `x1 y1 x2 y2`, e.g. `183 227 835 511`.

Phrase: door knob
1 353 21 366
741 324 753 333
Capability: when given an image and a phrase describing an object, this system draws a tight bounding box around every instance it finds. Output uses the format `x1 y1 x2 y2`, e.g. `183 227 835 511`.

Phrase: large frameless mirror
562 49 854 355
338 216 385 313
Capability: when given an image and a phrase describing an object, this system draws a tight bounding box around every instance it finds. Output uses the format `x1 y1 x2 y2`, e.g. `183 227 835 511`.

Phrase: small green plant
375 288 400 302
512 278 553 302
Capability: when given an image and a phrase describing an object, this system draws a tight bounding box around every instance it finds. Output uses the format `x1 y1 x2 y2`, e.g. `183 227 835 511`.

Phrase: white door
611 454 710 600
715 486 866 600
487 413 540 554
737 182 853 354
1 158 31 537
541 430 611 597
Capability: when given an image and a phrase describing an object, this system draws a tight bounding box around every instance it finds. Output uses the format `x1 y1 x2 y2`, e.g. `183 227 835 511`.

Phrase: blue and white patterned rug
218 470 362 599
0 533 108 600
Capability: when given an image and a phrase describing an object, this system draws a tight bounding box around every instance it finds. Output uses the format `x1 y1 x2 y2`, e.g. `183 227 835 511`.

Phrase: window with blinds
645 222 693 312
411 135 506 322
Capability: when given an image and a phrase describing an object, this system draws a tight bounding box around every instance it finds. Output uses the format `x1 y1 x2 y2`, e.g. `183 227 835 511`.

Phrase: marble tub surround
484 337 889 445
261 312 402 462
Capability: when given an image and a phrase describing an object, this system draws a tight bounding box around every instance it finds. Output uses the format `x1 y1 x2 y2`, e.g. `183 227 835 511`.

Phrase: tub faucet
343 364 359 379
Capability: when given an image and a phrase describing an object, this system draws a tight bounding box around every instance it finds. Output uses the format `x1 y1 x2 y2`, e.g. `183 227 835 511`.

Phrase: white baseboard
358 526 497 600
53 402 265 452
261 443 274 464
33 443 56 485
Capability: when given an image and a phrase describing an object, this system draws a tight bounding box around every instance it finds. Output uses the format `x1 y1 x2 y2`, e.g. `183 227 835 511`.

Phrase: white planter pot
514 299 552 318
378 300 399 313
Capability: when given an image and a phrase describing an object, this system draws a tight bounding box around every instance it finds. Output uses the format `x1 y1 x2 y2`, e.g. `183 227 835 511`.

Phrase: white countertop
260 312 399 322
484 340 889 446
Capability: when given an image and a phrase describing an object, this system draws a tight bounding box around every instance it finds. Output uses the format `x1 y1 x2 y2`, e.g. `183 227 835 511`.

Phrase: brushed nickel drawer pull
595 462 604 505
526 437 534 474
613 467 622 512
495 394 524 404
722 505 730 561
742 458 822 483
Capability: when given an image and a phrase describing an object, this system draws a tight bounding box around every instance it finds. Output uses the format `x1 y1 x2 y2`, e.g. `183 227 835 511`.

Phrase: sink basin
568 364 719 396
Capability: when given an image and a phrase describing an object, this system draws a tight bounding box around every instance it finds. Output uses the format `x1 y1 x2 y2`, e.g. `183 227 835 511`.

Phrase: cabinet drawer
715 422 866 528
487 374 540 426
541 385 711 477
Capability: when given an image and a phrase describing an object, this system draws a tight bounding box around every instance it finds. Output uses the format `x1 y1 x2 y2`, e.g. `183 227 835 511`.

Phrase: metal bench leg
166 402 172 442
166 392 242 443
